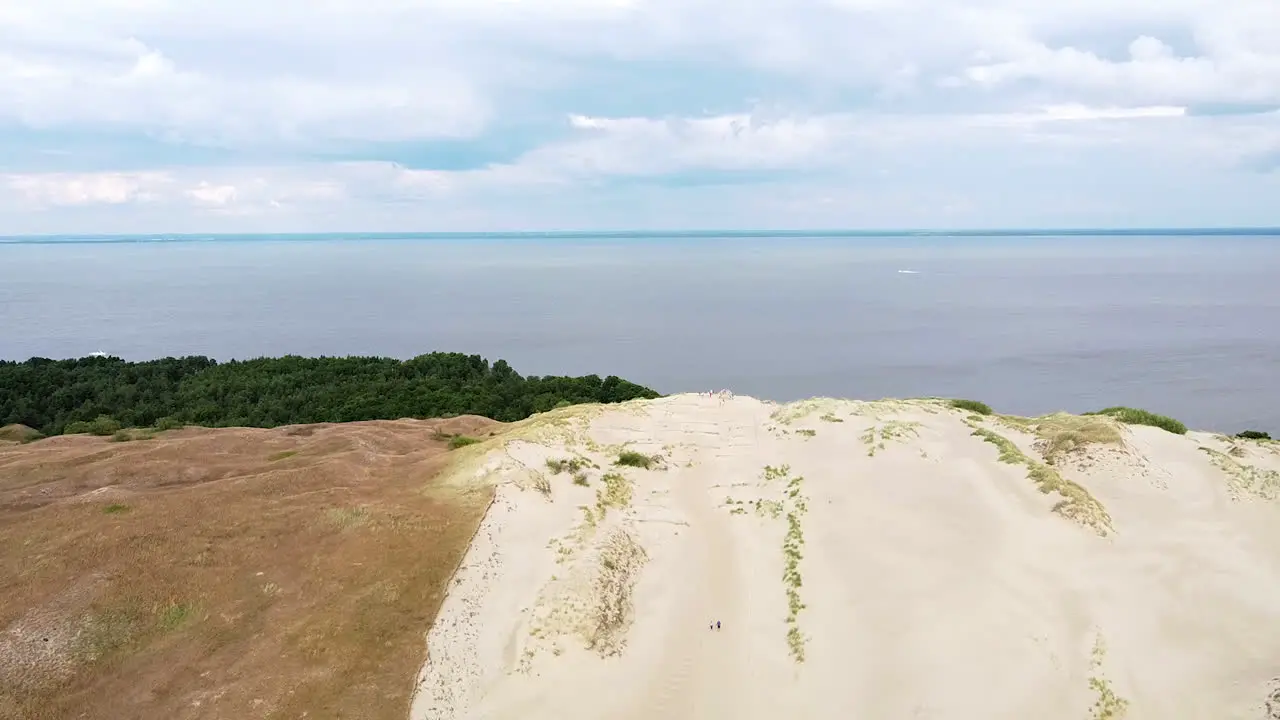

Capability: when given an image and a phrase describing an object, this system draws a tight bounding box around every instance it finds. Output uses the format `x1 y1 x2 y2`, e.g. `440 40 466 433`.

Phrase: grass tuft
447 435 481 449
1087 406 1187 435
268 450 299 462
546 456 592 474
103 503 130 514
157 601 196 632
614 450 660 469
949 398 993 415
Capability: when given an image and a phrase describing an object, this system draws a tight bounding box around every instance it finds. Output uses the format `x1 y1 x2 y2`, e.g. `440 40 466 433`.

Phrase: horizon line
2 226 1279 244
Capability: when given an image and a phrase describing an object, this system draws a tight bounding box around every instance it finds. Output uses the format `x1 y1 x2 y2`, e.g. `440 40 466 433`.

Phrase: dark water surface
2 234 1277 433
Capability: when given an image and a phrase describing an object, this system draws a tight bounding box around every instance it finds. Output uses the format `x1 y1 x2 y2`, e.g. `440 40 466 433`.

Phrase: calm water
2 234 1278 433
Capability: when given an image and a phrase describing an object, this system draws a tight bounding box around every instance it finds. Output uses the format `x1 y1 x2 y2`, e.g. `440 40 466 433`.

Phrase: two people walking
709 620 720 630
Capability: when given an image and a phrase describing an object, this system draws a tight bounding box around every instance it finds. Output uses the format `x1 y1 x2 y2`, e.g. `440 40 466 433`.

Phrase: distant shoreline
2 227 1279 244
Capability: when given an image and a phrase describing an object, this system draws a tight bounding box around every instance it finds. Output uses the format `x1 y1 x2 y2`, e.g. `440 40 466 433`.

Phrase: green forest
0 353 661 436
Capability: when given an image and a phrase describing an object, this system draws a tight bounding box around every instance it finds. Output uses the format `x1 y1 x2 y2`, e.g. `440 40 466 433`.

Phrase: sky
1 0 1279 233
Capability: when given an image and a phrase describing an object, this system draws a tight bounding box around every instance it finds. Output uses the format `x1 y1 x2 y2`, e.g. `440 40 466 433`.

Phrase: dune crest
411 394 1280 720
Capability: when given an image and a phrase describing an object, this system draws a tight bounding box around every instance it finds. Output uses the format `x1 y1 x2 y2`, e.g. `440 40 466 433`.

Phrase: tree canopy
0 353 661 435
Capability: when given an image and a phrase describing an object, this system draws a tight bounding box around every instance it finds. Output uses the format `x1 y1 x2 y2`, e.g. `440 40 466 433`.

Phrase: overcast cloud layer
2 0 1279 232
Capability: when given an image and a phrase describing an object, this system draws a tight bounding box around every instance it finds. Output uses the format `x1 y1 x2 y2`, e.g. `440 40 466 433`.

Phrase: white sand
409 394 1280 719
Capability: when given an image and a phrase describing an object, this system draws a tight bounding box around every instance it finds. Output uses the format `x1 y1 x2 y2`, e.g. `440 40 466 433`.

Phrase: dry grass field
0 417 501 720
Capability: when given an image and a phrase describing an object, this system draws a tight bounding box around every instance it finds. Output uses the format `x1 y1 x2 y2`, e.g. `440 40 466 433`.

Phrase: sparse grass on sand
532 474 553 499
546 456 593 474
778 467 808 663
949 398 993 415
795 428 817 438
0 417 498 720
595 472 634 515
1030 413 1125 464
585 529 648 656
1088 635 1130 719
1200 446 1280 501
861 421 921 457
1087 406 1187 435
970 426 1114 536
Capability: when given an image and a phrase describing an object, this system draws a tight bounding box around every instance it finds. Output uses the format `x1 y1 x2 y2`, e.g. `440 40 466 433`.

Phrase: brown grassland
0 416 502 720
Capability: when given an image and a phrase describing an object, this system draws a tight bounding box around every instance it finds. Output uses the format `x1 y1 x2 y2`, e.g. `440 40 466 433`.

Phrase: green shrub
1087 407 1187 435
109 429 133 442
154 416 186 431
949 399 993 415
65 415 123 436
448 435 480 449
615 450 657 469
103 503 130 514
1236 430 1272 440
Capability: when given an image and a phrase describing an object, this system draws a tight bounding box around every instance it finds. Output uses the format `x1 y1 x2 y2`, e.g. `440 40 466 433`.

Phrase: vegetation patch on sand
948 398 993 415
1029 413 1125 464
585 528 649 656
754 499 784 519
1086 406 1187 435
780 468 808 663
1236 430 1272 441
1088 635 1130 719
970 426 1114 536
861 420 921 457
546 456 594 475
0 419 496 720
596 472 634 516
614 450 663 470
1200 447 1280 501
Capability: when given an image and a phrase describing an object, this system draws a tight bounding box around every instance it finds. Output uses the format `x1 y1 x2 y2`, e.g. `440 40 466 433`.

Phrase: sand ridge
411 394 1280 719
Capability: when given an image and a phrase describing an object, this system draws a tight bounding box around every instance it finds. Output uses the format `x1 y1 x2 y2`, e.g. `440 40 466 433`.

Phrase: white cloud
4 171 173 206
0 0 1279 230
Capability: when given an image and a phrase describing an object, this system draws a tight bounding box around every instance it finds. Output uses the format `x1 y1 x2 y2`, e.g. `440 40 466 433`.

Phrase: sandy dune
411 394 1280 720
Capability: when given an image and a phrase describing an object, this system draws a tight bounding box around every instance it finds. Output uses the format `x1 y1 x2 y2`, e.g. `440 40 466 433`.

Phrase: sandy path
626 455 744 720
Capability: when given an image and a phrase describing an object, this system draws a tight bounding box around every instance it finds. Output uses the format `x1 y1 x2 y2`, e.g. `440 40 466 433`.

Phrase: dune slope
412 394 1280 720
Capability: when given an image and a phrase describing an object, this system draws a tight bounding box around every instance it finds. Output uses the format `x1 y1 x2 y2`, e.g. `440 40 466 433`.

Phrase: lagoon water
2 233 1278 433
